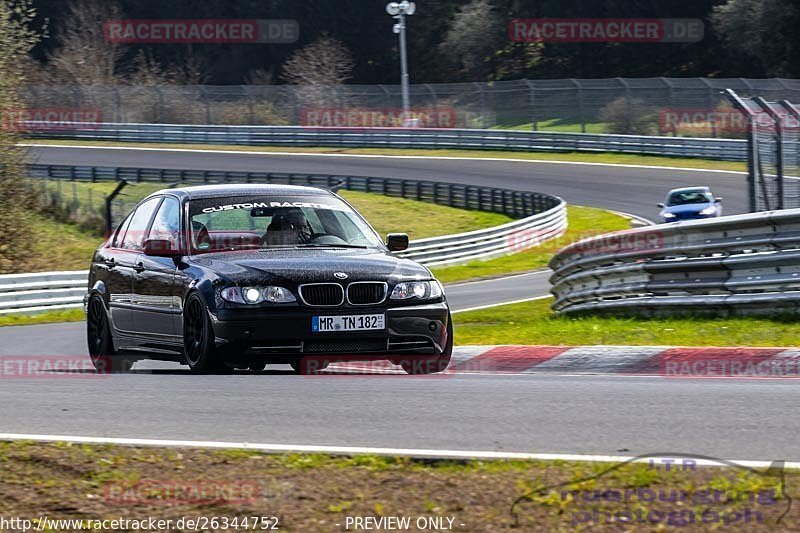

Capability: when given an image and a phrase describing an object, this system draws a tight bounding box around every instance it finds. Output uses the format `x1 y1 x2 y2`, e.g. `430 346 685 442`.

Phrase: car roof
145 183 336 201
667 186 711 194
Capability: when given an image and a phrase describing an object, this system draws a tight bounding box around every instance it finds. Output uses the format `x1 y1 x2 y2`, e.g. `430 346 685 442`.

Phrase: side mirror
714 197 723 203
657 203 665 208
143 239 181 257
386 233 409 252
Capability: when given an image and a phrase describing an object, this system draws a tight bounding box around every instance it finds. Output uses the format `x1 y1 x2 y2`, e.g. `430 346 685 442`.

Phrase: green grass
0 307 84 327
491 118 610 134
26 215 104 272
338 191 511 240
28 138 747 172
432 206 630 284
454 297 800 346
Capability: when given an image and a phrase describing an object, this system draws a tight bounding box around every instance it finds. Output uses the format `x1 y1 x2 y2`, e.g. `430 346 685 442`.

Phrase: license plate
312 314 385 333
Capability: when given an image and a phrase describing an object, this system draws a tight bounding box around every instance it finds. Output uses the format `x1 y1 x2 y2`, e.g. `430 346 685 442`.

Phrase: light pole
386 1 416 126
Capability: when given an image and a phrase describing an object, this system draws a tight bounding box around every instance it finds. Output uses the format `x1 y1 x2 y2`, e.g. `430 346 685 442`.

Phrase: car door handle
133 262 146 273
103 258 115 268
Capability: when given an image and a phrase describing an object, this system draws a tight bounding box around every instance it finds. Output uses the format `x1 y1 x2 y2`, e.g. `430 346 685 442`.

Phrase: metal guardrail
549 209 800 316
27 122 748 161
0 271 88 314
15 164 566 313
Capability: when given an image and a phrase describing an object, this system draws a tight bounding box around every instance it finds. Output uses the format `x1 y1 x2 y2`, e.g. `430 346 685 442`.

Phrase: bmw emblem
334 272 348 280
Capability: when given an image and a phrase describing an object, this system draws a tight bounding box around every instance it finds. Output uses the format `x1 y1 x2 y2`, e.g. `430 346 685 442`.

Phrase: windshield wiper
295 243 370 249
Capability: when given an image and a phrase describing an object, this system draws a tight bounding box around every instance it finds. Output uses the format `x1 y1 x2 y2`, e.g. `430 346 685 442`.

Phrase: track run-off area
5 144 793 465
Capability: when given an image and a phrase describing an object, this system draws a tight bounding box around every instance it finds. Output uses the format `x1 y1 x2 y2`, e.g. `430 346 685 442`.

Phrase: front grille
305 339 388 353
299 283 344 306
347 282 387 305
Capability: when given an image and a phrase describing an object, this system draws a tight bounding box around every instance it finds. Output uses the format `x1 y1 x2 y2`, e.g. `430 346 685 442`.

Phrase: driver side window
147 197 181 249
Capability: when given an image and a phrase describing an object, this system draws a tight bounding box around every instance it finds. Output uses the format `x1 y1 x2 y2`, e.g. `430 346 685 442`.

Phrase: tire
183 293 230 374
86 294 135 373
248 360 268 372
401 314 453 375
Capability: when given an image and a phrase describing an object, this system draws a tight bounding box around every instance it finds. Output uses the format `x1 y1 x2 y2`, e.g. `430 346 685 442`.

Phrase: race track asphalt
26 144 748 220
3 144 783 462
0 320 797 461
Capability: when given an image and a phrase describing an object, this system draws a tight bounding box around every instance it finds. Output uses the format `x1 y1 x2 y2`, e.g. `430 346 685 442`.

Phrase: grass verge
432 206 630 284
0 308 84 327
454 297 800 347
0 442 793 531
26 138 746 172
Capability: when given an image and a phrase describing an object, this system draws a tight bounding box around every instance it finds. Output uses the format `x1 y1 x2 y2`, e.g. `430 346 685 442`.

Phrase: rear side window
111 213 133 248
120 197 162 251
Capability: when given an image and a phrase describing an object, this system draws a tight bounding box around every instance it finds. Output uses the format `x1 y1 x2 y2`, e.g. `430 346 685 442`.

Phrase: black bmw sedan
85 184 452 374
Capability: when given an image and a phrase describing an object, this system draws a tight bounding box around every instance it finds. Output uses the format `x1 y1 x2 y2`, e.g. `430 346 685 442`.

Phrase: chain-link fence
21 78 800 137
725 90 800 211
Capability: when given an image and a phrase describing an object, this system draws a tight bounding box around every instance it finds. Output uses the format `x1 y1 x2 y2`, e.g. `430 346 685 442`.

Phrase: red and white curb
327 345 800 378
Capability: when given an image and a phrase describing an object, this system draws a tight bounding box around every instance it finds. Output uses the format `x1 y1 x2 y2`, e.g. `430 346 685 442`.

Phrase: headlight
700 206 717 215
662 212 676 218
220 286 296 304
390 281 443 300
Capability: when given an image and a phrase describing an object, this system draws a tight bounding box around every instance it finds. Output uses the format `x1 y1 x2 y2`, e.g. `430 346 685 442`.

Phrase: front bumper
209 301 450 356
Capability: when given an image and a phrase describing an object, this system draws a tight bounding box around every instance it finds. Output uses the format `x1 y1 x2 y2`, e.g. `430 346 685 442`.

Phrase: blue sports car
658 187 722 223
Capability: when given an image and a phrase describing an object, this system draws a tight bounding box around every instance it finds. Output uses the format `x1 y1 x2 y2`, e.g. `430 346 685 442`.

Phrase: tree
45 0 124 85
280 34 354 86
0 0 43 272
438 0 504 80
712 0 800 77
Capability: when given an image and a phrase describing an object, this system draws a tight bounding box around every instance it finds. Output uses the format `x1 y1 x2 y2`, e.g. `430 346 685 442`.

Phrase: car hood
663 202 714 214
189 247 431 285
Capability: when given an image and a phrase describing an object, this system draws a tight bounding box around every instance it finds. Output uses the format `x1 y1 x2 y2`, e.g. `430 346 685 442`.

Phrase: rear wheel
183 293 229 374
86 295 134 373
401 315 453 375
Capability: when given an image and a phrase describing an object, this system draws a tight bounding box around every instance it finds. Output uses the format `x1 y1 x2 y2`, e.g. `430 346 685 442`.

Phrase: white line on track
451 295 551 314
19 143 747 175
0 433 795 468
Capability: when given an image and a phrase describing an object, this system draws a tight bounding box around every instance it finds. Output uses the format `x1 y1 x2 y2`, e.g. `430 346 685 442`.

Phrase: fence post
754 97 784 209
617 78 632 134
570 79 586 133
105 180 128 235
523 79 537 131
724 89 758 212
473 82 486 129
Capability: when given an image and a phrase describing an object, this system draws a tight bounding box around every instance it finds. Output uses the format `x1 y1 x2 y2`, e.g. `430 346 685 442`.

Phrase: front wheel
183 293 229 374
86 294 135 373
400 315 453 375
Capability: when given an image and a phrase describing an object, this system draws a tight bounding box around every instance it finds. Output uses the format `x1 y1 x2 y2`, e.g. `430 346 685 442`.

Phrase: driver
262 208 312 246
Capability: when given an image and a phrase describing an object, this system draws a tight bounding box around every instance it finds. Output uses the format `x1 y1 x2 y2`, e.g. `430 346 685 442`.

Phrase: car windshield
667 191 712 206
188 195 384 253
